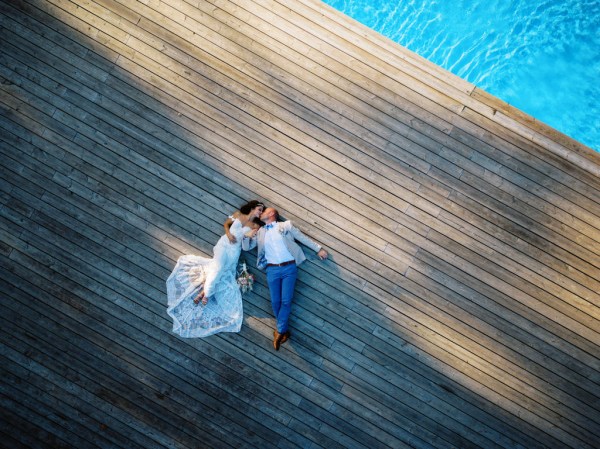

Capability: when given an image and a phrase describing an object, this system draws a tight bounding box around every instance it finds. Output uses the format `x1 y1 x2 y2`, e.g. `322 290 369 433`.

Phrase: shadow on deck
1 0 600 448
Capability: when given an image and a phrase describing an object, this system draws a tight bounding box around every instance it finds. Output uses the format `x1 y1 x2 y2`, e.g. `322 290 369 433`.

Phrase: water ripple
324 0 600 150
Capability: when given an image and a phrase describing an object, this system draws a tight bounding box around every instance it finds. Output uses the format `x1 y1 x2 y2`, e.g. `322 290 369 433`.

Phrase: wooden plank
405 266 600 385
0 367 111 449
0 430 33 449
12 203 436 444
0 293 281 448
122 0 600 308
278 0 593 180
0 206 318 444
0 247 304 442
7 0 596 384
302 256 596 444
298 0 475 94
0 165 318 448
452 107 600 188
2 0 600 448
0 142 536 446
14 0 596 350
444 187 600 282
0 374 94 449
197 0 600 262
447 123 600 207
39 0 596 334
1 361 148 449
0 200 390 448
435 205 600 298
471 87 600 166
1 25 404 252
0 260 382 448
413 247 600 369
1 21 422 290
370 298 600 446
213 2 596 194
0 260 248 441
270 258 596 446
136 0 460 191
0 395 64 449
293 0 600 179
243 303 496 448
424 227 600 325
5 107 584 448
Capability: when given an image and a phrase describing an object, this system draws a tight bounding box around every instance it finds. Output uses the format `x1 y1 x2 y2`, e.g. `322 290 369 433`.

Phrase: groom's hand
317 249 328 260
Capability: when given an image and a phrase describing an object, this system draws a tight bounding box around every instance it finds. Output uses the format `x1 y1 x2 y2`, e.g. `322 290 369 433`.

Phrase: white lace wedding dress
166 218 249 338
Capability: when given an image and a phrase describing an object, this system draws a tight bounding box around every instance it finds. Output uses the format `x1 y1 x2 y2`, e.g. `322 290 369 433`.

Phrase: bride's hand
245 229 258 238
227 232 237 244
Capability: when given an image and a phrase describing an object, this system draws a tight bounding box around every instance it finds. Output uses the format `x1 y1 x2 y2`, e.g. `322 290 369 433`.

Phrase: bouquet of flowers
237 261 255 294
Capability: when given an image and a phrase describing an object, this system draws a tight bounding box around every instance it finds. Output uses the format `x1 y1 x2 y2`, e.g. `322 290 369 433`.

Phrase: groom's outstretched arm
288 222 328 259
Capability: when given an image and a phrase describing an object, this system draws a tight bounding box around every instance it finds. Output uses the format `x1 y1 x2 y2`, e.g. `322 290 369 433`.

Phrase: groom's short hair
272 209 279 221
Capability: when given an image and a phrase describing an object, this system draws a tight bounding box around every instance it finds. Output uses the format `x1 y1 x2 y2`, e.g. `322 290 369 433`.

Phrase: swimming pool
322 0 600 152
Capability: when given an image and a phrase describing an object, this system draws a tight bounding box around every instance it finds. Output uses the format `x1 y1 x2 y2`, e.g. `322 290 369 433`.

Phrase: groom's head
260 207 278 223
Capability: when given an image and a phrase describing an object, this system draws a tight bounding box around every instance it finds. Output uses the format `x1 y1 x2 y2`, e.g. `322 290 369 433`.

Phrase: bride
166 201 264 338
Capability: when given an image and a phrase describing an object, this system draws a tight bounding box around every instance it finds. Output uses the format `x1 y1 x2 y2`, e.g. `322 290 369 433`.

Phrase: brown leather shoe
274 330 290 344
273 331 282 350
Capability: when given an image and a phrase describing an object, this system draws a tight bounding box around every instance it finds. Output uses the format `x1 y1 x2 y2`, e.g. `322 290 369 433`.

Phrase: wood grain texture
1 0 599 447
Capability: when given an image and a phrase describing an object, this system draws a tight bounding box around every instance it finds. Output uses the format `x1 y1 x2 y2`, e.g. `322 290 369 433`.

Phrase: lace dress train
166 219 248 338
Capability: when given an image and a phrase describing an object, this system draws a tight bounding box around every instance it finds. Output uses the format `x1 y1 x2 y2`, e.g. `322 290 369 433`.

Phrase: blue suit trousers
266 263 298 334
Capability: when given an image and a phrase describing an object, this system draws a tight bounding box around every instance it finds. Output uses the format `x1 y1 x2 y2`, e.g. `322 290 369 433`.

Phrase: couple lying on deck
166 201 328 350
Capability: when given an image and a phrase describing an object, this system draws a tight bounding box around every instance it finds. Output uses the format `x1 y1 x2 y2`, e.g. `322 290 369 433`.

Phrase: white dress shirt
264 223 294 264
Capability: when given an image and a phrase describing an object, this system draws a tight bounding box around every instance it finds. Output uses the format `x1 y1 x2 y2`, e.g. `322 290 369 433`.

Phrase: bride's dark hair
239 200 264 215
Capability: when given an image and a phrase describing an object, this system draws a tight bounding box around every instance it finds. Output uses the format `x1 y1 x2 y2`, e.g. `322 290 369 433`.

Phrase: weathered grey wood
1 360 148 449
113 0 600 300
0 372 94 448
277 0 600 187
1 319 215 449
294 0 600 186
0 396 62 449
8 0 596 340
0 200 426 444
218 0 600 208
0 157 502 448
0 195 392 448
0 250 300 446
0 430 33 449
207 0 600 262
0 368 110 449
243 259 571 449
8 134 592 444
2 0 600 447
3 0 596 384
8 44 592 400
3 136 592 448
0 297 275 448
0 236 314 446
0 260 366 448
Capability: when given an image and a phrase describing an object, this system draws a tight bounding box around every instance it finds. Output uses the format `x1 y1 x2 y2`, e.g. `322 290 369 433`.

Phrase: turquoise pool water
322 0 600 151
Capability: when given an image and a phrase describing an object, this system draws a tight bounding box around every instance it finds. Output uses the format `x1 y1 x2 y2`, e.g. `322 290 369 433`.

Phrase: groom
243 207 328 350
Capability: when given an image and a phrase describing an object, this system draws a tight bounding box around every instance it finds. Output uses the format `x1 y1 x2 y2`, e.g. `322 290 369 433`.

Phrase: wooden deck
1 0 600 447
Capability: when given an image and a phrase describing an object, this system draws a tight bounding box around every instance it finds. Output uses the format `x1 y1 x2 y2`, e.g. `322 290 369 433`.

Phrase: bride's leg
193 288 205 305
193 288 211 306
202 263 221 300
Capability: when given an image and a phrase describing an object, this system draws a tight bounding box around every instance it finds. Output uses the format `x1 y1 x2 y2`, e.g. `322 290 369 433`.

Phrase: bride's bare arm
224 212 240 243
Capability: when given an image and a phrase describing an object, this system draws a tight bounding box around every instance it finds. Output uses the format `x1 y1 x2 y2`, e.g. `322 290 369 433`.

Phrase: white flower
236 260 254 294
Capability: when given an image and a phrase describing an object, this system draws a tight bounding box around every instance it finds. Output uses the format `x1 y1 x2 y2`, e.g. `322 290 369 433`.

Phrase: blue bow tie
265 223 275 230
